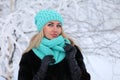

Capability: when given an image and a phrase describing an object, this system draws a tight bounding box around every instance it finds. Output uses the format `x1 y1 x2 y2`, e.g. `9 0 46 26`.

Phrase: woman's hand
33 55 55 80
42 55 55 66
64 43 77 60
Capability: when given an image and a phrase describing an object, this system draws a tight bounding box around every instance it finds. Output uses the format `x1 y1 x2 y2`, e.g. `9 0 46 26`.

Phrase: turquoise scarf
32 35 70 64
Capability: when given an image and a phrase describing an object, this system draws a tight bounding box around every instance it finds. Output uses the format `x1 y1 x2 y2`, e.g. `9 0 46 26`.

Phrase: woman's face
43 21 62 39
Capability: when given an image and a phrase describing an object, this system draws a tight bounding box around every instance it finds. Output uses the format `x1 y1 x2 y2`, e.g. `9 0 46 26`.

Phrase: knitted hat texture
35 9 63 31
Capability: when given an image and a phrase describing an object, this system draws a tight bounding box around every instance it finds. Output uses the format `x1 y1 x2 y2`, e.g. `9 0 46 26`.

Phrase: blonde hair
23 29 76 54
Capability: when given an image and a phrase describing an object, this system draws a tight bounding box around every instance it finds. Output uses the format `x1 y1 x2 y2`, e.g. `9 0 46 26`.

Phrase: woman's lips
51 34 58 37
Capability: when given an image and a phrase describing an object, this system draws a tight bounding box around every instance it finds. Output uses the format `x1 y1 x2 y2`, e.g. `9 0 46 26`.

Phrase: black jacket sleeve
18 53 33 80
75 46 91 80
18 52 55 80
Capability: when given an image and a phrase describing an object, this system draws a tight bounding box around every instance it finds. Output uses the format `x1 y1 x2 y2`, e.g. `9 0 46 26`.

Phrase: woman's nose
53 26 58 31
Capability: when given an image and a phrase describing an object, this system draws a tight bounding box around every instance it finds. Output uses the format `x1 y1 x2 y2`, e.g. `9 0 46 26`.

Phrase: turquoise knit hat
35 9 63 32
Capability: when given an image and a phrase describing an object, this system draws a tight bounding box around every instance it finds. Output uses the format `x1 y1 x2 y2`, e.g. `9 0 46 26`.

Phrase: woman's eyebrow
48 22 61 24
48 22 54 24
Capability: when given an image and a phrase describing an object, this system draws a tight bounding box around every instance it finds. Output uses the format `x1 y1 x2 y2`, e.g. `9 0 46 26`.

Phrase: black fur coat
18 46 90 80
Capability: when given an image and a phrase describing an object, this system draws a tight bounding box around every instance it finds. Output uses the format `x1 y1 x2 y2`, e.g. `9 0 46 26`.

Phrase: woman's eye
48 24 53 26
57 24 62 28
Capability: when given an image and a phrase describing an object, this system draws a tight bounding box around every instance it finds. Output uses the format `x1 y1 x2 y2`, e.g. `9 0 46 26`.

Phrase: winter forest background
0 0 120 80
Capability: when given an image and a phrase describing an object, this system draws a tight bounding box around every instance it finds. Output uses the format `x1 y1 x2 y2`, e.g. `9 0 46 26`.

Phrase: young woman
18 9 90 80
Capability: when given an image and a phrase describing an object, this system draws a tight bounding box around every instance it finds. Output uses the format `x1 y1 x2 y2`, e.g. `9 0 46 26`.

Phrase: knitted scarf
32 35 70 64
